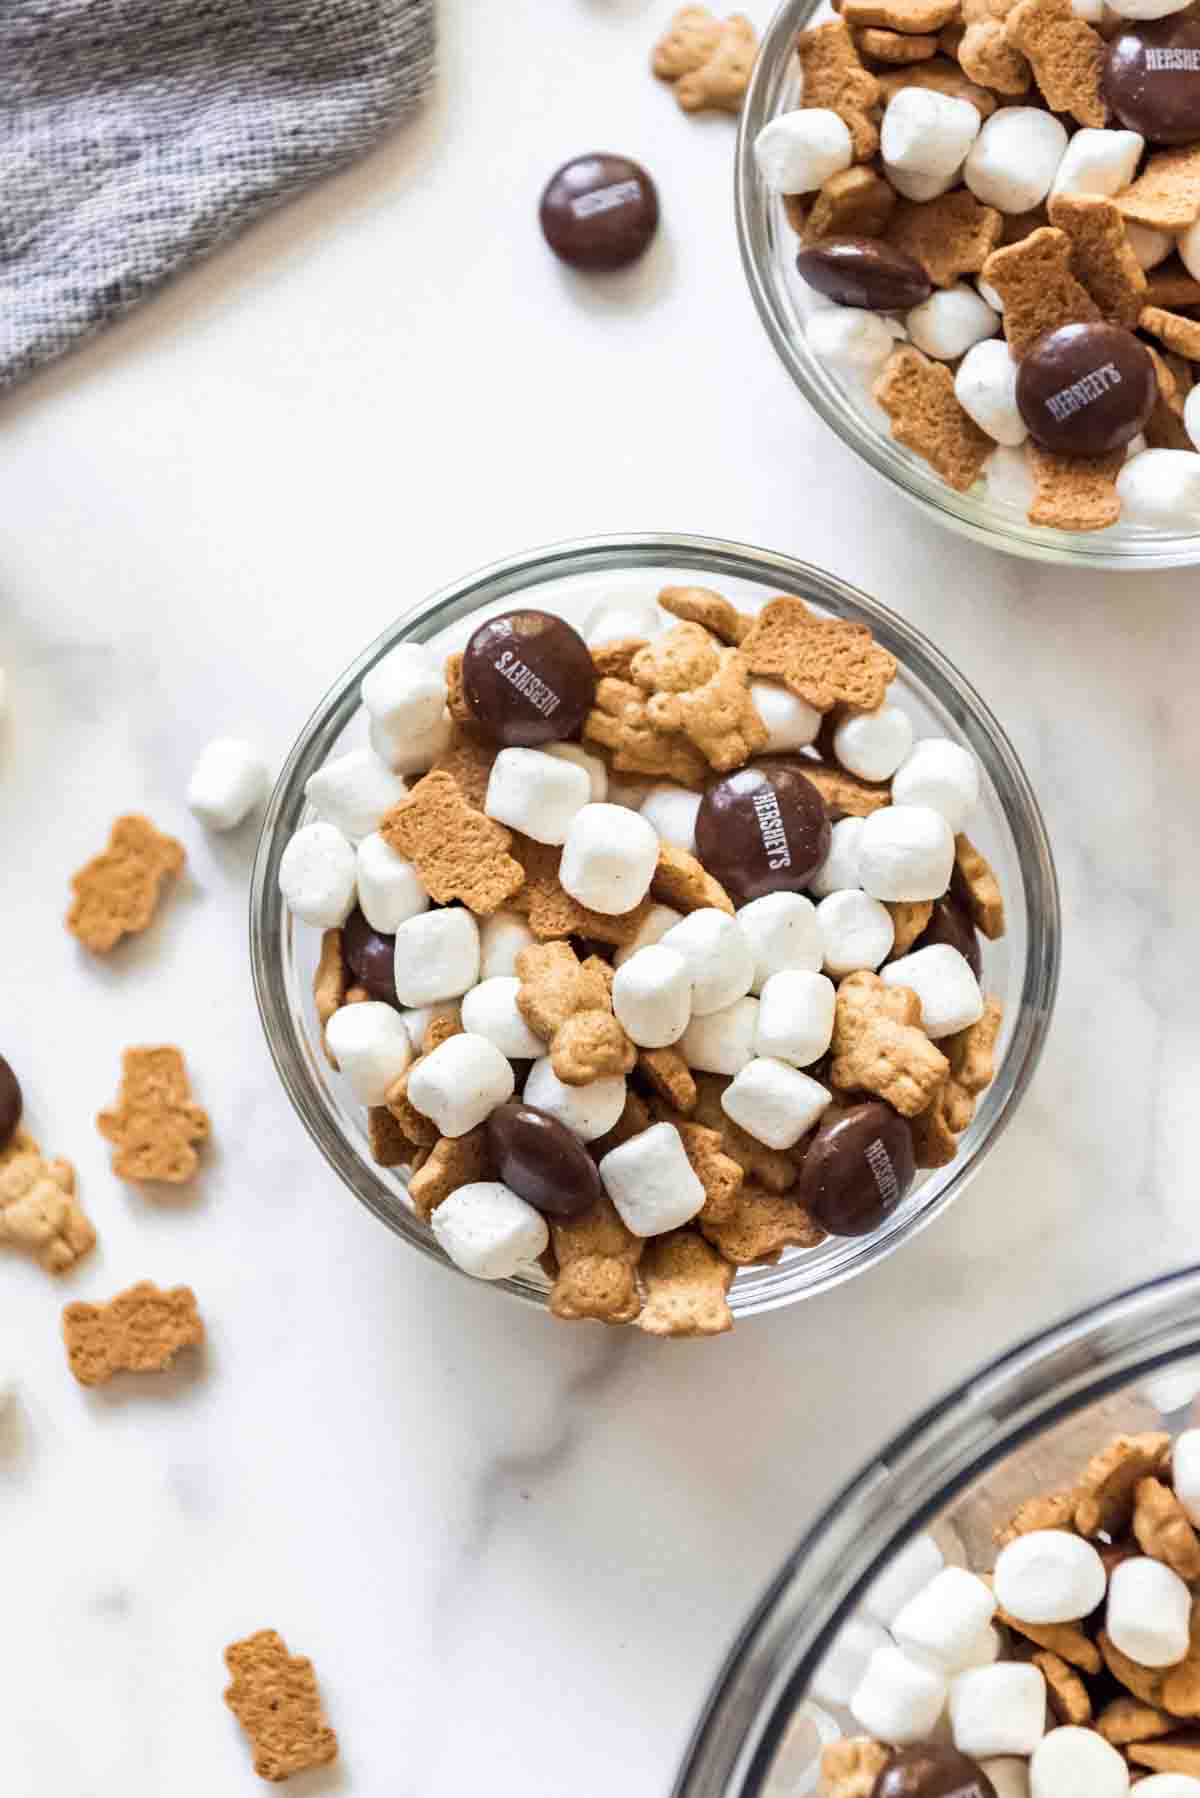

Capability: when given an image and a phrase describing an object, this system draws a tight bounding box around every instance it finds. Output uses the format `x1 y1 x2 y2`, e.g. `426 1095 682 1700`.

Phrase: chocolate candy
342 907 398 1005
795 237 932 311
486 1100 603 1219
916 894 982 979
462 609 596 748
1106 16 1200 144
694 758 831 904
539 154 659 272
873 1744 997 1798
1015 322 1156 456
0 1055 22 1150
795 1101 915 1236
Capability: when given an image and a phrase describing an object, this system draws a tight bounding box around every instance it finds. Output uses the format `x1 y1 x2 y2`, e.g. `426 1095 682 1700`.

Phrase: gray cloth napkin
0 0 435 389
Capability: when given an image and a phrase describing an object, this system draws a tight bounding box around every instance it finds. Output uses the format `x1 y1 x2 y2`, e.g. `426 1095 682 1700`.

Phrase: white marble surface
2 2 1199 1793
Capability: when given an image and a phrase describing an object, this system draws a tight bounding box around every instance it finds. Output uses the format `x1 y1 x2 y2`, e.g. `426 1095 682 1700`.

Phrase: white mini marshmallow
559 803 659 915
881 944 984 1038
305 748 408 842
1107 1556 1192 1667
985 444 1036 512
749 680 822 752
1029 1727 1129 1798
721 1057 831 1150
859 805 955 902
851 1644 947 1745
355 832 430 933
1108 0 1192 17
187 737 270 830
431 1181 548 1280
407 1032 515 1137
738 891 823 993
950 1663 1046 1760
599 1122 706 1236
1134 1780 1200 1797
818 889 895 976
278 821 357 926
892 1567 998 1673
368 709 452 776
881 87 981 179
993 1529 1108 1623
661 908 754 1015
983 1761 1031 1798
393 907 480 1005
892 739 981 830
756 970 837 1068
478 909 536 980
1117 448 1200 527
324 1003 412 1105
360 643 446 747
1129 222 1175 270
806 308 899 375
1173 1428 1200 1524
584 595 662 644
639 784 702 853
523 1057 626 1142
864 1533 945 1624
1051 126 1145 197
907 285 1000 361
1186 385 1200 453
681 996 760 1075
977 276 1005 312
755 108 853 194
1179 215 1200 280
545 741 608 802
612 945 693 1048
809 815 865 898
485 747 591 845
965 108 1069 213
834 703 915 783
612 903 685 968
955 339 1027 446
885 163 960 202
460 977 545 1059
812 1616 891 1709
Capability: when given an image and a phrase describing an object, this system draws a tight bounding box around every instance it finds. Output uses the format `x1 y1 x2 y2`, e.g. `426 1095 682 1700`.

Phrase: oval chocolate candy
539 153 659 271
795 237 932 310
915 893 982 979
694 757 831 904
1015 321 1157 456
795 1101 915 1237
873 1744 998 1798
1106 15 1200 144
461 608 596 747
0 1053 22 1151
486 1100 603 1219
343 906 399 1005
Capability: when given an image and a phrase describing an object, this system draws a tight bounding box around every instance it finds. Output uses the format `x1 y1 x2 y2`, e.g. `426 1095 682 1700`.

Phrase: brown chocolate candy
462 609 596 747
694 758 831 904
539 154 659 271
486 1100 603 1219
1106 16 1200 145
915 893 982 979
1015 322 1157 456
0 1054 22 1150
342 907 398 1005
795 237 932 310
873 1744 998 1798
795 1101 915 1236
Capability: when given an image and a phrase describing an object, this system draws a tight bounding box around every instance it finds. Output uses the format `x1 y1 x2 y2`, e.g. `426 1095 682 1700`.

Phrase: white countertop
3 2 1199 1792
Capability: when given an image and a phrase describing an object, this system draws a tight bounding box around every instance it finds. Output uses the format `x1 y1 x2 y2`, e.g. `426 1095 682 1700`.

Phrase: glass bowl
673 1264 1200 1795
736 0 1200 569
250 532 1059 1319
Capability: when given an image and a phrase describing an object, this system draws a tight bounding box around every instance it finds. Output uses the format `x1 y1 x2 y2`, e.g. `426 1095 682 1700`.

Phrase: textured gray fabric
0 0 435 388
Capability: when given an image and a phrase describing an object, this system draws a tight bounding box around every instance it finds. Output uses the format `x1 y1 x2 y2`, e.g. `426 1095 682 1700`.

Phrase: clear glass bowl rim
249 531 1060 1316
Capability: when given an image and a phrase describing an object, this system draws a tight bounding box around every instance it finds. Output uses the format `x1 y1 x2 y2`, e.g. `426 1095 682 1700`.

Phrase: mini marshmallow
834 703 915 783
1029 1727 1129 1798
324 1003 412 1105
612 944 692 1049
817 889 895 976
985 443 1037 512
1108 0 1192 17
809 816 865 898
1117 448 1200 527
662 909 754 1016
754 108 853 194
460 977 546 1059
811 1616 890 1708
478 909 537 980
1185 385 1200 454
368 708 452 776
892 738 981 830
851 1644 947 1745
584 594 663 644
431 1181 548 1281
1172 1428 1200 1525
355 832 430 933
955 339 1027 446
864 1533 945 1624
749 679 822 753
1106 1556 1192 1667
885 164 959 203
1133 1780 1200 1797
305 748 409 842
360 643 446 746
993 1529 1107 1624
187 737 270 831
982 1761 1031 1798
545 741 608 803
950 1663 1046 1760
721 1057 831 1150
806 308 898 375
892 1567 998 1673
907 285 1000 361
881 944 984 1038
523 1057 627 1142
393 907 480 1006
1129 222 1175 270
278 821 357 927
612 903 684 968
406 1032 515 1137
485 747 591 845
681 995 760 1075
1051 126 1145 197
639 784 702 853
599 1122 706 1236
1179 215 1200 280
859 805 955 902
559 802 659 915
738 891 823 993
977 277 1005 313
965 108 1069 213
880 88 981 180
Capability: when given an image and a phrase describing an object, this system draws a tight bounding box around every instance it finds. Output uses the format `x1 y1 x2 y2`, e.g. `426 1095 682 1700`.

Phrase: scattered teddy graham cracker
960 15 1031 96
637 1045 697 1113
687 1076 799 1192
739 595 897 712
886 899 932 955
807 166 898 240
885 189 1002 288
658 584 749 644
1096 1696 1176 1746
314 929 348 1068
652 7 757 113
1034 1650 1092 1726
381 770 524 915
673 1120 744 1224
1075 1431 1171 1536
1141 303 1200 361
1130 1741 1200 1777
645 645 769 771
584 676 711 787
1133 1475 1200 1580
509 835 653 945
1116 146 1200 232
795 18 882 162
408 1130 490 1220
1146 345 1194 450
982 226 1102 356
516 941 635 1085
699 1183 826 1264
383 1066 439 1148
549 1197 643 1324
367 1105 417 1168
874 347 993 491
1047 192 1146 328
637 1230 735 1337
652 842 734 914
876 55 998 114
841 0 959 31
62 1280 204 1387
590 637 648 682
66 814 185 953
856 26 940 60
223 1629 339 1783
820 1738 890 1798
97 1046 210 1184
1006 0 1106 125
1027 443 1124 532
0 1129 96 1273
831 970 949 1116
1144 260 1200 310
428 727 497 810
953 833 1006 938
801 759 891 818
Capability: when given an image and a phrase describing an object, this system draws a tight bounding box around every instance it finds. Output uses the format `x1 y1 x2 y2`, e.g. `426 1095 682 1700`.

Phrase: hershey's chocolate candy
486 1100 603 1218
873 1744 998 1798
1106 16 1200 143
343 907 398 1005
462 609 596 747
795 237 932 310
795 1101 915 1236
915 894 982 979
1015 321 1156 456
540 154 659 271
0 1054 22 1150
694 758 831 904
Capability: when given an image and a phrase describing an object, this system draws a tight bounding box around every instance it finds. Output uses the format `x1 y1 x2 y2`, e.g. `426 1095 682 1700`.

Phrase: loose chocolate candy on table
795 1101 915 1237
0 1054 22 1150
462 609 596 747
1106 16 1200 144
915 893 982 979
795 237 932 311
486 1101 603 1219
539 154 659 272
873 1744 998 1798
694 757 832 904
342 906 399 1005
1015 322 1157 457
